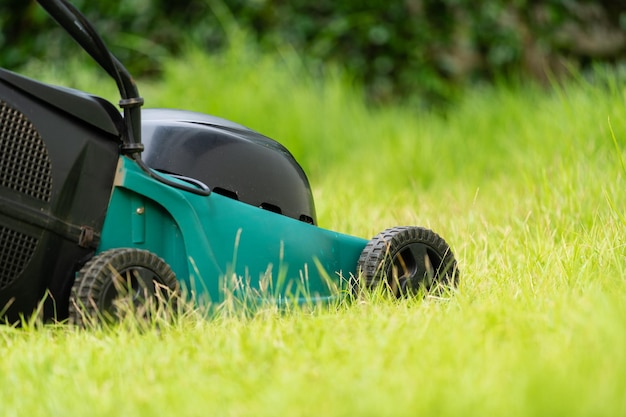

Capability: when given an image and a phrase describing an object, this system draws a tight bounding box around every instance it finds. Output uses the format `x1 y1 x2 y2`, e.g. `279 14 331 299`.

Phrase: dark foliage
2 0 625 107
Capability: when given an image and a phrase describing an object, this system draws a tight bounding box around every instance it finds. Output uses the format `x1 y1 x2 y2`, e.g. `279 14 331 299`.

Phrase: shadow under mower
0 0 459 325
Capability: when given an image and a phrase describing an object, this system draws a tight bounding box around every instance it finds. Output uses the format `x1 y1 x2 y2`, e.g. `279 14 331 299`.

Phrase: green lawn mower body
98 154 368 304
0 0 458 323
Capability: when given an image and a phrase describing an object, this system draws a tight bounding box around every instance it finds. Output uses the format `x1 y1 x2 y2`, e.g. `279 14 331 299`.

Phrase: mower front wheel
356 226 459 297
69 248 179 326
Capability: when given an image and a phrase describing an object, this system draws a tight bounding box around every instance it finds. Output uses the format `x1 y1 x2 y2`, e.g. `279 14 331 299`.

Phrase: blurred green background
3 0 626 108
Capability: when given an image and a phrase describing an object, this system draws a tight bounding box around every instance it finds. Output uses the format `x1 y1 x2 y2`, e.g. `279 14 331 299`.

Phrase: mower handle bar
35 0 211 197
36 0 142 150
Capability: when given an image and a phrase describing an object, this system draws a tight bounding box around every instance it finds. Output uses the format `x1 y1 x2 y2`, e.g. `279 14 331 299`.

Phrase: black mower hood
141 109 317 224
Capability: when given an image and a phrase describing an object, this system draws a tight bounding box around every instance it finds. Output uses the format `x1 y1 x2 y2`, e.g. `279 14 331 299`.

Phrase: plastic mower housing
0 0 459 324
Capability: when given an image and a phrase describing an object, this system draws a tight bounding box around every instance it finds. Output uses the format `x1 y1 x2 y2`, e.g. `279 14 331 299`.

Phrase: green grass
6 44 626 416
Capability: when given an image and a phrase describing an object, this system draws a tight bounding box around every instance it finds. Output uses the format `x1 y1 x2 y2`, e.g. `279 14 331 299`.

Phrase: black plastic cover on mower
141 109 317 225
0 68 121 321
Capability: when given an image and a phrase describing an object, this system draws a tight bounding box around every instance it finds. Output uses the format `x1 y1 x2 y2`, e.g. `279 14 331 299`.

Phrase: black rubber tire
356 226 459 297
69 248 179 326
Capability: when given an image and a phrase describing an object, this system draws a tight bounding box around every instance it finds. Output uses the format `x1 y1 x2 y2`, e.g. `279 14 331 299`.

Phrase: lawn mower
0 0 459 324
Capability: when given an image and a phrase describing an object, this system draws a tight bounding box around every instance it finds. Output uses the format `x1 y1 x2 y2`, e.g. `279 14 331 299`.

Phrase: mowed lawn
3 48 626 416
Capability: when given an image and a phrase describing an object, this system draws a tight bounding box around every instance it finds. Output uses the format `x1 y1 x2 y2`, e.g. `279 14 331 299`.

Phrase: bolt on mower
0 0 459 325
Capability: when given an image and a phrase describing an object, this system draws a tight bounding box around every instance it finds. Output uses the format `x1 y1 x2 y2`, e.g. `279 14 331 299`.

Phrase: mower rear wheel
356 226 459 297
69 248 179 326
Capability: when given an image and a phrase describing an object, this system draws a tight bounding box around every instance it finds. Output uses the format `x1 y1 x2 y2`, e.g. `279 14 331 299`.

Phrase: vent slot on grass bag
0 100 53 202
0 225 39 290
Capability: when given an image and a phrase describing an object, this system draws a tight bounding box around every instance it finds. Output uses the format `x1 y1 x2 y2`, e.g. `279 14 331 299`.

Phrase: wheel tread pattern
69 248 178 325
357 226 459 296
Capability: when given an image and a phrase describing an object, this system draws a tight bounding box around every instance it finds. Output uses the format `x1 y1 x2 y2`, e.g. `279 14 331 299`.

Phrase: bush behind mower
0 0 459 324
